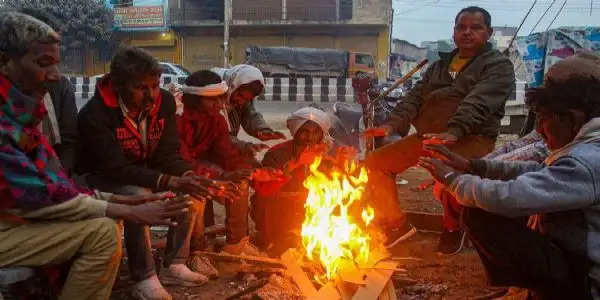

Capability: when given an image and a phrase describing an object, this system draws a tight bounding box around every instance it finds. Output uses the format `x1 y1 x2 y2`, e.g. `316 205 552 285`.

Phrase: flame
300 154 375 283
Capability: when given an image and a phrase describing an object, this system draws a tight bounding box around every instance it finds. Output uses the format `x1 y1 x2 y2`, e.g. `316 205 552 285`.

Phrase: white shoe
132 275 172 300
188 255 219 279
160 263 208 287
222 236 265 257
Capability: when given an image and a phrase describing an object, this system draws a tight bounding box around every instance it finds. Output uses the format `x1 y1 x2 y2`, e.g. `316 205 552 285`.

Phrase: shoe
222 236 265 257
188 255 219 279
132 275 172 300
384 223 417 248
436 229 466 256
160 263 208 287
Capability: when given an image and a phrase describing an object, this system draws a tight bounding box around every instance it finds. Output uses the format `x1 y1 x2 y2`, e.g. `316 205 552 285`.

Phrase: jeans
463 207 591 300
87 176 194 282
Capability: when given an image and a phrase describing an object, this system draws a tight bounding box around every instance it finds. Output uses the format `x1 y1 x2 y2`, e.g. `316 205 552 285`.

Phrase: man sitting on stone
78 47 238 300
419 53 600 299
0 12 192 300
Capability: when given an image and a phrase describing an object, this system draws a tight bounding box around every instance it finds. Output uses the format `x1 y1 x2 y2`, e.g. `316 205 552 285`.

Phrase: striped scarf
0 74 79 210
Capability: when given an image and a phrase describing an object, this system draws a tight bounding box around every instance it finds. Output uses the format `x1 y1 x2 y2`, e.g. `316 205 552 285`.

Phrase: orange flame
300 154 375 283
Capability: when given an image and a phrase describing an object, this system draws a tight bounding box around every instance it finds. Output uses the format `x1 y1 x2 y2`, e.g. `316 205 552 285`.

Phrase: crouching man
78 47 238 300
0 12 192 300
419 53 600 299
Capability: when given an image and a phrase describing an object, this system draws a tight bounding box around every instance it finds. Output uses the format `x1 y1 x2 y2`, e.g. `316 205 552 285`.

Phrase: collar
439 42 493 62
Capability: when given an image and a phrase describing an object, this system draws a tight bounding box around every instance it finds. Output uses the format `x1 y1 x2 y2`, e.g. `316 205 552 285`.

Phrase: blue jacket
449 118 600 296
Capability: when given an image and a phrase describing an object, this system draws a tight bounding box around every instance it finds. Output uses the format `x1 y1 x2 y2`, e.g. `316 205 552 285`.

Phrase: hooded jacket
386 43 515 139
449 118 600 296
222 64 270 137
78 76 191 189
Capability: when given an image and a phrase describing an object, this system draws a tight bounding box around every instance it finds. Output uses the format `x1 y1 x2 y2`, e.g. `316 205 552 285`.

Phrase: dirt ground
109 107 519 299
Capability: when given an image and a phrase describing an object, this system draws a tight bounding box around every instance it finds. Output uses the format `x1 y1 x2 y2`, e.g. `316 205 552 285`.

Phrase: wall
180 28 224 71
351 0 391 25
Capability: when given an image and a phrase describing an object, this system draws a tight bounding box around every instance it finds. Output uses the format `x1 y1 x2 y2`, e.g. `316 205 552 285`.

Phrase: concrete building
491 26 518 52
97 0 392 78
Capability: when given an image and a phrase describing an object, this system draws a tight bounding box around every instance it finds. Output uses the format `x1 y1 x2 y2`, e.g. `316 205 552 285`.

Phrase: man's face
453 12 492 55
199 94 226 115
230 82 262 107
294 121 324 149
121 74 160 110
2 41 60 100
535 108 580 150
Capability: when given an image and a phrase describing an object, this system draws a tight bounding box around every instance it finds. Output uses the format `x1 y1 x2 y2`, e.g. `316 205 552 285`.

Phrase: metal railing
169 8 224 26
286 5 337 21
232 6 283 21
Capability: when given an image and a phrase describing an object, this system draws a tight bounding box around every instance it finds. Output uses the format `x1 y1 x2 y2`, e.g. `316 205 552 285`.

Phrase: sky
393 0 600 46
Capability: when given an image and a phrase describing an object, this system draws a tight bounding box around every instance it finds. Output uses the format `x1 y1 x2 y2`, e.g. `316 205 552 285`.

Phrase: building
491 26 517 52
94 0 393 78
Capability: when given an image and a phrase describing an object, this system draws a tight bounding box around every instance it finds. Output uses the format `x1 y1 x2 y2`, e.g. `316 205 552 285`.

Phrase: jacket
78 76 191 189
449 118 600 296
386 43 515 139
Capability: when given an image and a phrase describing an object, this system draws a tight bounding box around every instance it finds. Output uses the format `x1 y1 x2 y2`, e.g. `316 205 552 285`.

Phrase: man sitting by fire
78 47 240 300
363 6 515 253
175 70 287 275
252 107 357 254
418 52 600 299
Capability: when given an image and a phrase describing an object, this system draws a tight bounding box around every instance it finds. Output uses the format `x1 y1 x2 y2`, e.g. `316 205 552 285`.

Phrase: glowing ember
300 153 375 283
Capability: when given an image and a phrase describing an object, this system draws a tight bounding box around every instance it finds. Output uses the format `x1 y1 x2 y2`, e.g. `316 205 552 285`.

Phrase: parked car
160 62 190 77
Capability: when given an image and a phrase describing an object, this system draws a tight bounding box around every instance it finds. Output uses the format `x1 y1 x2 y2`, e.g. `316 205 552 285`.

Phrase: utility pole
224 0 232 67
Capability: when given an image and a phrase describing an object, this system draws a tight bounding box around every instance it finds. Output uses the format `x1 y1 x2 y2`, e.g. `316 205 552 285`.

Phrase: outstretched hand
127 195 192 226
362 125 393 137
422 144 472 172
422 132 458 145
110 191 177 205
417 157 460 186
256 129 286 141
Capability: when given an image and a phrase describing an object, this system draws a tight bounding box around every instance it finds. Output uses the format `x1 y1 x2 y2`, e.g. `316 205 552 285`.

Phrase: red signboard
114 6 164 28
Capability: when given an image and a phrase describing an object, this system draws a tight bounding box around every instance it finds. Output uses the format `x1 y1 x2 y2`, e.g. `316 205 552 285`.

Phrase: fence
71 75 527 133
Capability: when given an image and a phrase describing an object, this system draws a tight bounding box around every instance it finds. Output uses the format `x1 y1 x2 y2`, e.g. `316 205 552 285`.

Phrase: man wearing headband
176 70 284 274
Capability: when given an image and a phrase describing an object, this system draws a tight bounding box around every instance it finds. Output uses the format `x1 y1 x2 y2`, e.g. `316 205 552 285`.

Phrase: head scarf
0 74 80 210
286 107 332 139
222 64 265 103
181 81 228 97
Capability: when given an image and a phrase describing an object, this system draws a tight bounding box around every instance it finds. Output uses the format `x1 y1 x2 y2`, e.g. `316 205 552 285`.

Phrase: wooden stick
192 251 285 268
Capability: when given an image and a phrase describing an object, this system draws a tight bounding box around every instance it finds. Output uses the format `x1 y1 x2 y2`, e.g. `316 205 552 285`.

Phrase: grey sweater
449 118 600 297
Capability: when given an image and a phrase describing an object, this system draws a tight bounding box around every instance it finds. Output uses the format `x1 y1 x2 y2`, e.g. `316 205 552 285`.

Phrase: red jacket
177 109 252 177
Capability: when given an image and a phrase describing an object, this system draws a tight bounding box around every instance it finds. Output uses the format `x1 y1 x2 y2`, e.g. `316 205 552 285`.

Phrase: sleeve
484 131 544 160
470 158 544 180
449 156 597 218
78 105 163 189
213 117 253 171
150 92 192 177
240 101 270 137
384 62 435 133
447 57 515 138
17 195 107 221
52 76 79 174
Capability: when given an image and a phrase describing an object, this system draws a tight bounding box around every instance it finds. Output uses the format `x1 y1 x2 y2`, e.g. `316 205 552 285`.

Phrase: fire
300 154 375 283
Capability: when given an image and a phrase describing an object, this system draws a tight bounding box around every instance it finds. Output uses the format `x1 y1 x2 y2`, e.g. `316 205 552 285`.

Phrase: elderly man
363 6 515 252
78 47 236 300
419 53 600 299
0 12 191 300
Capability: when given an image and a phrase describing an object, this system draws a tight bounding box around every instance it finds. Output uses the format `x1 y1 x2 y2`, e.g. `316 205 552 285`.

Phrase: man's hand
244 142 270 154
110 191 176 205
256 129 286 141
251 168 286 183
422 144 472 172
223 169 253 182
126 195 193 226
422 132 458 145
417 157 461 186
362 125 393 137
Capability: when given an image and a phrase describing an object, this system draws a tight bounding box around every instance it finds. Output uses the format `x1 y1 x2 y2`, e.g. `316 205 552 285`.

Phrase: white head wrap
181 81 229 97
286 107 332 139
222 64 265 103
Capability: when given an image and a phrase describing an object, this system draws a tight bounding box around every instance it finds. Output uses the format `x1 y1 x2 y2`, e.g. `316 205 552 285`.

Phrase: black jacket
46 75 79 174
78 76 191 189
386 43 515 139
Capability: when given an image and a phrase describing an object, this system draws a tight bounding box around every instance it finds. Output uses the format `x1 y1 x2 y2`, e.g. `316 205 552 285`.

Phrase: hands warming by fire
418 143 471 186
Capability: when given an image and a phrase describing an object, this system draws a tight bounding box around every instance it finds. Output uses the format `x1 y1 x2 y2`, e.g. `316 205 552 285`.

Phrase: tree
1 0 114 51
